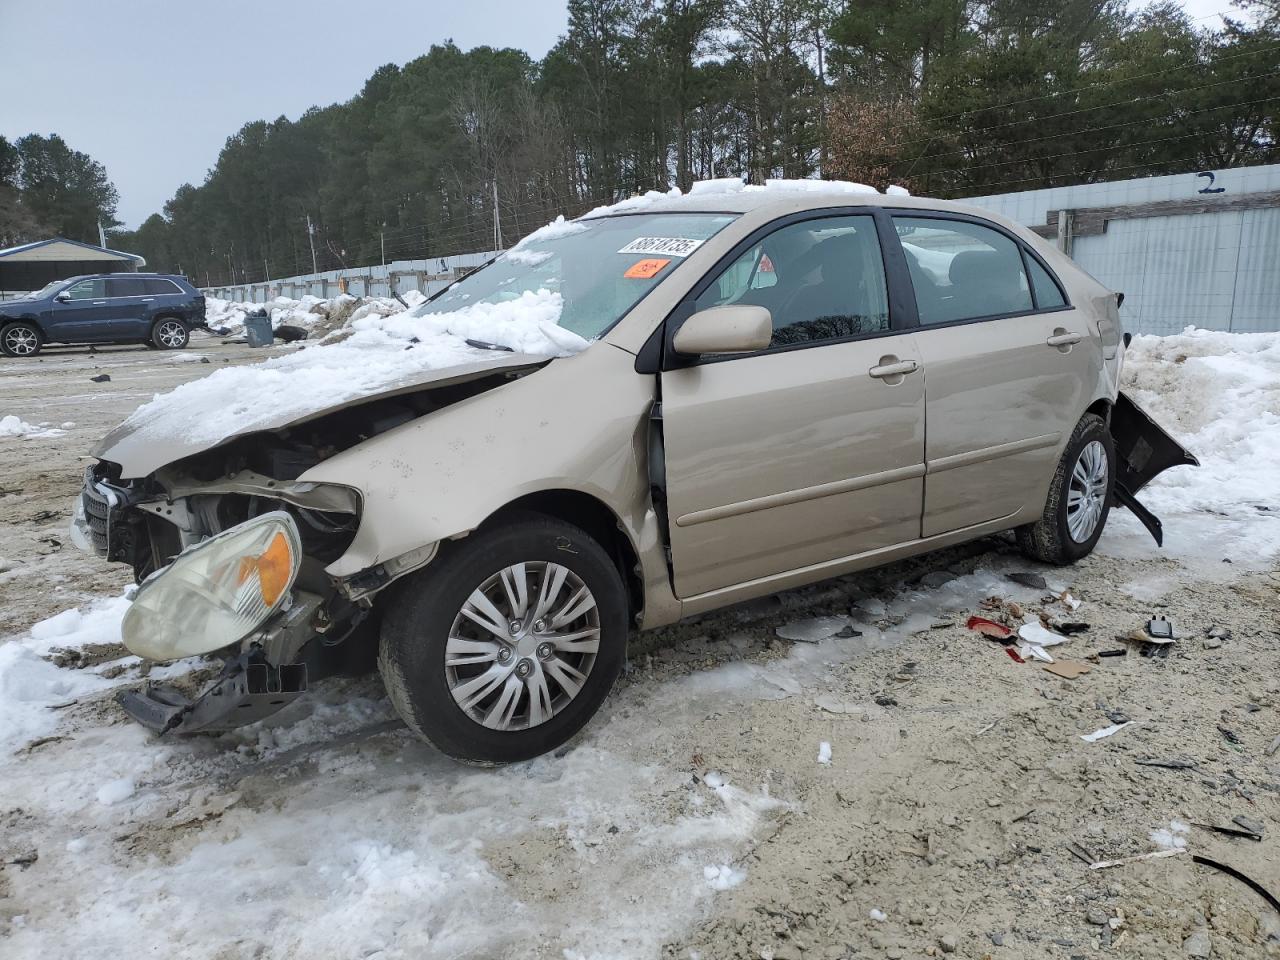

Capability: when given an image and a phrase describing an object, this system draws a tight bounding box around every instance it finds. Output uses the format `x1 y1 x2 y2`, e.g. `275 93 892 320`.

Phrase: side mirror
55 292 71 302
672 305 772 357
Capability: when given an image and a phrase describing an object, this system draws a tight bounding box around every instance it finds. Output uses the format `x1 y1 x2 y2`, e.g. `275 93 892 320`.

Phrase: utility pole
263 259 270 283
492 180 503 252
226 252 234 285
380 223 386 268
306 214 319 278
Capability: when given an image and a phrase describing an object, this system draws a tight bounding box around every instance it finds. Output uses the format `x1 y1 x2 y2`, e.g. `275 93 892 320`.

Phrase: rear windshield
411 212 738 340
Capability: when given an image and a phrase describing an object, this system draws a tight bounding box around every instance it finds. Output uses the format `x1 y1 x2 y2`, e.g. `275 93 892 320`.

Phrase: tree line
0 134 120 249
7 0 1278 286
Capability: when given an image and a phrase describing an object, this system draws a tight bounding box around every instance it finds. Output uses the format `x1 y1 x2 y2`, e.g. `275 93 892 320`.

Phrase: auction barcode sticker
618 237 705 257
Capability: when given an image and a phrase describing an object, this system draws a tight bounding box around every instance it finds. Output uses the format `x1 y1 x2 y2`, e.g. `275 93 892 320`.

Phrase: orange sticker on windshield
624 258 671 279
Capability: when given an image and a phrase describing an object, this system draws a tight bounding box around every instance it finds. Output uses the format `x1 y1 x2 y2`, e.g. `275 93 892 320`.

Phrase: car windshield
410 212 738 340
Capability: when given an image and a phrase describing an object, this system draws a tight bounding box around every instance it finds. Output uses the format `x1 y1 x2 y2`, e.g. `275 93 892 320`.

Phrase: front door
661 213 925 599
889 214 1097 536
46 278 125 342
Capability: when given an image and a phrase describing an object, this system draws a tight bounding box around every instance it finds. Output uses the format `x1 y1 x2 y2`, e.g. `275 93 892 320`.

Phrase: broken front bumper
118 653 308 735
1109 390 1199 545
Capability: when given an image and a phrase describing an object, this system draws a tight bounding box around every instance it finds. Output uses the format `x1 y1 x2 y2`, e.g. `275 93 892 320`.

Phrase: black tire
379 515 627 764
1 321 43 358
143 341 159 349
1016 412 1115 565
150 317 190 349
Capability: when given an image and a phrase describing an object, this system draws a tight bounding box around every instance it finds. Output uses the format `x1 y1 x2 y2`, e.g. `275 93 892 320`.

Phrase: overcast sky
0 0 1238 229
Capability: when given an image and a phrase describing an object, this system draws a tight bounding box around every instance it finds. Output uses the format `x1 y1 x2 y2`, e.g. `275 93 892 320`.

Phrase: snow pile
0 593 132 752
205 293 427 336
1099 327 1280 572
0 414 67 440
120 288 579 446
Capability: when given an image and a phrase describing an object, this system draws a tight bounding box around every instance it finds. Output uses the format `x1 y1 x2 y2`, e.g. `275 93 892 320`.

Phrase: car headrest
948 249 1011 288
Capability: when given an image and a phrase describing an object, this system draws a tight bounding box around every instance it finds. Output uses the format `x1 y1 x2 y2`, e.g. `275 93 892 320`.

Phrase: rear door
660 212 925 599
106 277 152 339
889 214 1096 536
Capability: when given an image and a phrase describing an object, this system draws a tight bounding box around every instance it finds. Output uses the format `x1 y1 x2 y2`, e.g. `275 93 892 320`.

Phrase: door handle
92 300 107 305
1046 331 1083 347
868 359 919 380
141 297 155 302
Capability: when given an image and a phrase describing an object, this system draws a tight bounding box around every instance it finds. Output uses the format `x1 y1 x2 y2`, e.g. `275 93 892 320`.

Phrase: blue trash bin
243 309 274 348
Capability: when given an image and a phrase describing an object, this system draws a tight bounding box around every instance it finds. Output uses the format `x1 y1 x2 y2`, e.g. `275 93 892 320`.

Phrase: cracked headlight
122 512 302 661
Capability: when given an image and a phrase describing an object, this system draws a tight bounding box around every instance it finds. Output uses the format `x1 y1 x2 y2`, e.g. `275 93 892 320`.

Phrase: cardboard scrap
1043 660 1092 680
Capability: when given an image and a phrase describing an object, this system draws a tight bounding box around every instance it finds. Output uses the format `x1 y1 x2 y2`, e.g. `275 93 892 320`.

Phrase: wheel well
152 313 186 325
2 318 43 333
483 490 644 625
1086 398 1112 423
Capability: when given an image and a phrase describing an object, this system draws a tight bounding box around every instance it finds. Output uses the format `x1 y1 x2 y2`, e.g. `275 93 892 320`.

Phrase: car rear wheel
379 515 627 764
1016 412 1115 565
1 322 43 358
151 318 189 349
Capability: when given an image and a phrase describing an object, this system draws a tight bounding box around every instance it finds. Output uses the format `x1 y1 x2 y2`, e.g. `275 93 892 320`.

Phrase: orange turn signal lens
235 530 293 607
255 531 293 607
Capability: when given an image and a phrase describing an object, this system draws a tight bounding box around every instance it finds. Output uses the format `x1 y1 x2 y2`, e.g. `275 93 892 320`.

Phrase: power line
892 93 1280 176
900 38 1280 129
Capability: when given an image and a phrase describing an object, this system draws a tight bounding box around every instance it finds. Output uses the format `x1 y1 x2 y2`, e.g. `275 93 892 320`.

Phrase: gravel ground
2 337 1279 959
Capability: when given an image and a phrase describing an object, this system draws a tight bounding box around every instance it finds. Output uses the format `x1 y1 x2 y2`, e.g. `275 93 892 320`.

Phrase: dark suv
0 273 206 357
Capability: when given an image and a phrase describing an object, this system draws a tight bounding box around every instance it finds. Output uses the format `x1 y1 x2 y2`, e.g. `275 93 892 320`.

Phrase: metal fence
202 249 500 304
966 163 1280 335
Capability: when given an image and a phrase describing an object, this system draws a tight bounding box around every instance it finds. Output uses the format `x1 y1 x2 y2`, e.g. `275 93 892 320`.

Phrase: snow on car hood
95 288 582 477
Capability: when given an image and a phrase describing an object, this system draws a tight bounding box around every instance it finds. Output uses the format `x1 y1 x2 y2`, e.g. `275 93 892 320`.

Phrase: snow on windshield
117 289 575 446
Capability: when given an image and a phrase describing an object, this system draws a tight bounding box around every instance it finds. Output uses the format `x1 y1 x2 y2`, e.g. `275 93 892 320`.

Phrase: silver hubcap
1067 440 1108 542
157 321 185 347
445 561 600 731
4 327 38 355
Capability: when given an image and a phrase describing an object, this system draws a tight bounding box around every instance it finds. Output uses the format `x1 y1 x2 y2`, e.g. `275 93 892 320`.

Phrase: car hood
94 350 552 478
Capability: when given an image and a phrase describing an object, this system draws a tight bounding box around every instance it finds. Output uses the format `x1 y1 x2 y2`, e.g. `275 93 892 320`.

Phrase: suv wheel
1 321 43 357
151 318 189 349
379 516 627 764
1017 412 1115 565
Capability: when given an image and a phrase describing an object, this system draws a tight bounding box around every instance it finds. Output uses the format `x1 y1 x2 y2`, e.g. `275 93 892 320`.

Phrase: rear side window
107 277 148 297
894 217 1033 325
1026 256 1067 309
63 278 105 300
144 278 182 295
695 214 890 347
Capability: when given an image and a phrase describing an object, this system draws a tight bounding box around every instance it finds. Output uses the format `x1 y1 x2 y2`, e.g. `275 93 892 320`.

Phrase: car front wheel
151 318 189 349
379 515 628 764
1017 412 1115 565
1 321 43 357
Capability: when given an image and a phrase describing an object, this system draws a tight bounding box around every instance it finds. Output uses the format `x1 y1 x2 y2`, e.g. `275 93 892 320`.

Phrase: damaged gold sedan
74 183 1196 763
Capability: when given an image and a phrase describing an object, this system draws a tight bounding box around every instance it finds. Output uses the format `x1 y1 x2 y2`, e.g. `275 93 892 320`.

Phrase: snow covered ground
2 323 1279 958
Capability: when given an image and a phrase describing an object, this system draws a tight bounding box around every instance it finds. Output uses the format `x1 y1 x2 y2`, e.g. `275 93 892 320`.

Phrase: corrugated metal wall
967 164 1280 335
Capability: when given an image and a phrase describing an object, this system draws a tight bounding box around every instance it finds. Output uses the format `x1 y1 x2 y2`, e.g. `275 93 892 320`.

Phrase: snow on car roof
576 177 914 219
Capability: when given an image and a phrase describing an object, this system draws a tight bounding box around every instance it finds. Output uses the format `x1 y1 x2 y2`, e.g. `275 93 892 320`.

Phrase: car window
893 217 1033 325
108 277 149 297
694 215 890 347
63 279 106 300
143 278 182 295
1026 255 1067 309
